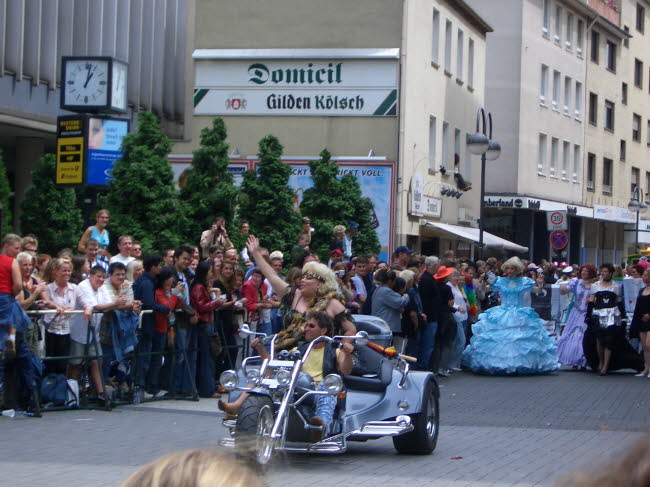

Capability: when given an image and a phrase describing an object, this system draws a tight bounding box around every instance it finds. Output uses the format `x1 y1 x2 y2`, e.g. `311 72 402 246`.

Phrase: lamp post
467 108 501 259
628 186 648 254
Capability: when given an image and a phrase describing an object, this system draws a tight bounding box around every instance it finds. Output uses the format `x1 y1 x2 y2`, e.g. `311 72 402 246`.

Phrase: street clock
61 56 128 113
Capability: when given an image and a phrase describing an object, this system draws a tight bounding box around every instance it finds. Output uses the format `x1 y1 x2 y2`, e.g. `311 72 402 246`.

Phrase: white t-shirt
70 279 112 344
109 254 135 266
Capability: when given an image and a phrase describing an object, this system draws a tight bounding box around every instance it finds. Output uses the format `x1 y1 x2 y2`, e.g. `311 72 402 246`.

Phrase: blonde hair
126 259 143 282
399 269 415 286
269 250 284 261
120 449 265 487
44 257 71 283
333 224 346 235
302 261 338 297
501 256 525 275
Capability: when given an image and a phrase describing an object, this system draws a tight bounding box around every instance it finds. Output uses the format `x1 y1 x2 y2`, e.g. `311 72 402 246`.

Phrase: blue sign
286 162 395 262
86 118 129 186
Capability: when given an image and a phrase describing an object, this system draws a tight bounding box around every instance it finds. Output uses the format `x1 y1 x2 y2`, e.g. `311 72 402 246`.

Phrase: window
442 121 450 168
587 153 596 190
538 133 547 174
564 76 572 114
431 8 440 65
635 58 643 87
589 92 598 125
551 137 559 177
554 5 562 44
454 128 461 169
632 167 640 198
648 120 650 145
591 31 600 63
468 38 474 88
606 40 616 71
603 158 613 194
465 132 472 180
429 116 437 169
575 81 583 119
456 29 464 81
646 172 650 202
573 145 580 182
562 141 570 179
604 100 615 130
566 13 573 49
620 139 627 161
577 20 584 55
633 114 641 141
637 3 645 33
543 0 550 36
624 25 630 48
553 70 560 109
622 82 628 104
444 20 452 73
540 64 549 103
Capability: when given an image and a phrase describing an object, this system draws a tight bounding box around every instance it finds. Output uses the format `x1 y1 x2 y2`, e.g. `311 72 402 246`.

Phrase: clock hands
83 65 94 89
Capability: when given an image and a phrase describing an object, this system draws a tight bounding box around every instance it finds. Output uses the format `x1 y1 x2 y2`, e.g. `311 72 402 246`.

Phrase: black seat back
344 345 393 392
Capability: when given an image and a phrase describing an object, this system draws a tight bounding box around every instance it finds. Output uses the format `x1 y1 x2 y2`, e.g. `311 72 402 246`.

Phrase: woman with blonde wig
461 256 559 375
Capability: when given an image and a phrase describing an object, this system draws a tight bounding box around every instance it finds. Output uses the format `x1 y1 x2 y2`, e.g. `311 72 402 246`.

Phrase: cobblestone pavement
2 370 649 487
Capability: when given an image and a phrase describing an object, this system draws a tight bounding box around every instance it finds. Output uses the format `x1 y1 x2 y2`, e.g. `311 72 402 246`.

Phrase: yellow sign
56 136 84 184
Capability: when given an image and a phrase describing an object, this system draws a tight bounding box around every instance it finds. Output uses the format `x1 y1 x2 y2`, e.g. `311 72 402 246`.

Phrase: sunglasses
305 323 319 329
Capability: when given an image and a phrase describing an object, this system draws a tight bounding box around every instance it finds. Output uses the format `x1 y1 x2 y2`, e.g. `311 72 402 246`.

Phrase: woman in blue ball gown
462 257 559 375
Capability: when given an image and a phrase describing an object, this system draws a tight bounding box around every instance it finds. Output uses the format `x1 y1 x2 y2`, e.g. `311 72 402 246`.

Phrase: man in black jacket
133 254 169 399
418 256 442 371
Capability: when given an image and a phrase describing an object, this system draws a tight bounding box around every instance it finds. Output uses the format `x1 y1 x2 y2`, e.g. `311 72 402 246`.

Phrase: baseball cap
349 221 359 229
329 249 343 257
562 266 574 274
394 245 413 255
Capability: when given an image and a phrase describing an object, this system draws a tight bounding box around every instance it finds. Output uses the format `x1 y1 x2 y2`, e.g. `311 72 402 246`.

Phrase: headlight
219 370 238 391
321 374 343 395
246 368 262 385
276 369 292 387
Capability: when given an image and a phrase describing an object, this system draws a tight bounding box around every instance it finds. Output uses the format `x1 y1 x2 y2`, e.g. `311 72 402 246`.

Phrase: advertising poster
55 116 85 185
86 117 129 186
169 156 250 188
285 161 395 262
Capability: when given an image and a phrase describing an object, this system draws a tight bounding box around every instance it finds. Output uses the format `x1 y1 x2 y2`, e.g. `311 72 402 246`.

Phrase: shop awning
424 221 529 253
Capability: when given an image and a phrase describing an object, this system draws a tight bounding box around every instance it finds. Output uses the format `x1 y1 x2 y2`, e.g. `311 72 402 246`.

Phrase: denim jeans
417 321 438 371
147 332 167 394
135 332 153 388
256 321 272 336
439 321 466 370
173 325 198 394
295 372 337 427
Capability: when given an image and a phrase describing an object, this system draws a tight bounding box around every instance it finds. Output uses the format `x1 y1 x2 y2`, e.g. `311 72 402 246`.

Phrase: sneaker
437 369 451 377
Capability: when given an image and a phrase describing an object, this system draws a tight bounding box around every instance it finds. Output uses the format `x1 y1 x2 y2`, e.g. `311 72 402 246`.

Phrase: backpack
40 374 77 407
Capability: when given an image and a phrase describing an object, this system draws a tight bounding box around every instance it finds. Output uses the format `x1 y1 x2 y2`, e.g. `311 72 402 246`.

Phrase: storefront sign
56 116 85 185
546 210 567 231
593 205 636 224
286 161 396 262
484 196 592 218
410 173 424 216
193 56 398 116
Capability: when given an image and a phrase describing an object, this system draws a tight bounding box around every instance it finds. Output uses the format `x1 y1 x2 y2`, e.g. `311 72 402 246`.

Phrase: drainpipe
396 0 409 249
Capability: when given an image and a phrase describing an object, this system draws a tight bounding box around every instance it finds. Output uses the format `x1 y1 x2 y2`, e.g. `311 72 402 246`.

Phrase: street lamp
467 109 501 259
628 186 648 253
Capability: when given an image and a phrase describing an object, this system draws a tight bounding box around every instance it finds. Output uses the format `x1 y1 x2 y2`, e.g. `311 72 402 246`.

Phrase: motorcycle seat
344 346 392 392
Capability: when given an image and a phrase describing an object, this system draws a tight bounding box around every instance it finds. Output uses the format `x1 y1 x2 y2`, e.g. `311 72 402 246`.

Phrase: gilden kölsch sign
193 51 398 116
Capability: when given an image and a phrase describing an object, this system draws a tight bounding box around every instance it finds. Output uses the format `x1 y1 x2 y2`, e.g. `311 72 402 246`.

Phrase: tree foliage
20 154 83 254
0 150 12 234
102 111 189 253
180 117 237 242
238 135 301 256
300 149 380 260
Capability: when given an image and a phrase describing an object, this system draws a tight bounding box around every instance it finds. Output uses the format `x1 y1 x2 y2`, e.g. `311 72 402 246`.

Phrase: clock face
63 59 109 107
111 62 128 111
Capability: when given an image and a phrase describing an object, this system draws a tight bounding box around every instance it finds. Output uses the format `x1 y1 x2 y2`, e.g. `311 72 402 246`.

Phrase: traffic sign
546 210 567 231
550 230 568 250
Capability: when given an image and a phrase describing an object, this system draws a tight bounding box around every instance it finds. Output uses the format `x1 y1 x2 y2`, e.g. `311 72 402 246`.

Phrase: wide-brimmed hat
434 266 455 280
562 266 574 274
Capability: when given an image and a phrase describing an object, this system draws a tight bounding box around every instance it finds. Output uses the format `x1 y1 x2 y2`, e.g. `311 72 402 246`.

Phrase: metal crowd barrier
15 307 243 414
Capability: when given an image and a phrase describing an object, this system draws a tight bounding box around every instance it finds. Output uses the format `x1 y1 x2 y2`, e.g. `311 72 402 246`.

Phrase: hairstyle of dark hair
155 268 176 289
579 264 598 280
89 265 107 276
251 268 264 278
354 256 368 265
305 310 334 334
599 263 615 274
393 276 406 294
630 264 645 277
174 244 194 260
108 262 127 275
376 268 397 285
142 254 163 272
191 261 212 289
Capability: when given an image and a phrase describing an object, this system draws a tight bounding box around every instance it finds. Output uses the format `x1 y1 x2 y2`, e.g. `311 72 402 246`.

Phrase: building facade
172 0 493 260
0 0 188 227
